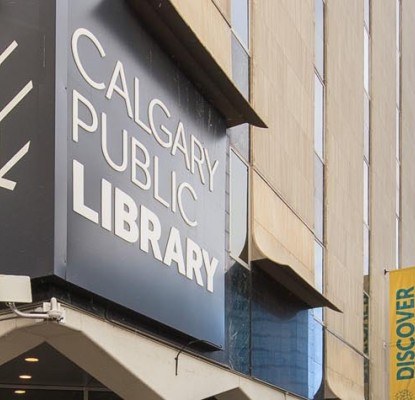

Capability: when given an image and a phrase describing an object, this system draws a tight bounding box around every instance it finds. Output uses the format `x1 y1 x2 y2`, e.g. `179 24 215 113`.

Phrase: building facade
0 0 414 399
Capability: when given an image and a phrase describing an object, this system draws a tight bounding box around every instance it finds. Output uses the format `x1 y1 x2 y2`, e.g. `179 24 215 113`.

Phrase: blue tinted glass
226 261 250 374
230 151 248 262
251 267 324 398
308 314 324 399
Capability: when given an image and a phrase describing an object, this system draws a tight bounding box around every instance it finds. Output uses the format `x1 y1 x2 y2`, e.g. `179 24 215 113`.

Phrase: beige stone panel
251 0 314 227
169 0 232 78
325 0 364 356
400 0 415 266
325 332 365 400
252 172 314 285
370 0 397 398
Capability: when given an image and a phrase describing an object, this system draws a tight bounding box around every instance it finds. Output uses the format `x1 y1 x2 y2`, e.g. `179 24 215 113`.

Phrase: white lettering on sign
71 28 219 191
72 160 218 293
0 41 33 191
70 28 222 293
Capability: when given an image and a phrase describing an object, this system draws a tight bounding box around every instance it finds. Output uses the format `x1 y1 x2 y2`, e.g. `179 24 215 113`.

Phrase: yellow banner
390 266 415 400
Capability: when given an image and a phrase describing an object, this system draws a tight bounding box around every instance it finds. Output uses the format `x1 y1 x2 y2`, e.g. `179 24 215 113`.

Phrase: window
231 0 250 99
230 150 248 265
314 75 324 161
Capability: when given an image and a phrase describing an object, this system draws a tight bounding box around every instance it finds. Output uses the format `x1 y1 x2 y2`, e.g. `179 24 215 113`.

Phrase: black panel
0 0 55 276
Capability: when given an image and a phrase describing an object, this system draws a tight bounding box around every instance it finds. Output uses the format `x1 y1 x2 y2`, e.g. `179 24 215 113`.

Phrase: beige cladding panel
252 172 314 285
370 0 397 398
325 333 365 400
400 0 415 267
168 0 232 78
251 0 314 227
324 0 365 398
325 0 363 347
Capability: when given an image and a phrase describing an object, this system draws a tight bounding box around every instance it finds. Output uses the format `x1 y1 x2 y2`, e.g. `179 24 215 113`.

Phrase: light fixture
18 375 31 380
14 390 26 394
24 357 39 363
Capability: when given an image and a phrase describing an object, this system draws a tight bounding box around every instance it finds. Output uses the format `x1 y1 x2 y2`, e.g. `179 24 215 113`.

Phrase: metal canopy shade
126 0 267 129
254 259 342 312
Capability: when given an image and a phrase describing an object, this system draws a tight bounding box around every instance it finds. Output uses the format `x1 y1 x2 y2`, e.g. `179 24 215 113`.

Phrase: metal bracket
6 297 65 322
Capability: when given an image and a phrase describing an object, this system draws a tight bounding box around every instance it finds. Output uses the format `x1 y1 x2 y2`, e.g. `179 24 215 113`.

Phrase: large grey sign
62 0 226 347
0 0 226 347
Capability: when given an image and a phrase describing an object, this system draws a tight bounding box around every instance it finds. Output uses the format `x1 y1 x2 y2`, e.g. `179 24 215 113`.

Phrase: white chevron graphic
0 81 33 123
0 40 17 66
0 40 33 191
0 141 30 191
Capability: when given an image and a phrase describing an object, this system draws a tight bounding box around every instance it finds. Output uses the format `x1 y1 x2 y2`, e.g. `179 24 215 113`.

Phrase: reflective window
396 51 400 106
396 217 400 268
364 93 370 161
364 28 370 94
232 0 249 49
363 161 369 226
363 294 370 397
226 261 250 374
396 0 400 50
314 75 324 161
396 161 400 216
396 107 400 161
232 34 250 99
315 0 324 78
228 123 249 161
314 155 324 241
230 151 248 263
364 0 370 29
314 241 324 293
252 267 323 399
363 224 370 276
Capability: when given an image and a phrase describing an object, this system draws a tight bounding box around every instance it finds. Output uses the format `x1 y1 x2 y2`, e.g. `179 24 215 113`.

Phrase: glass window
364 93 370 161
396 107 400 161
314 240 324 293
396 0 400 50
364 0 370 30
314 75 324 160
396 217 400 268
363 224 370 276
363 161 369 225
232 0 249 49
396 51 400 107
228 123 250 161
232 34 250 99
364 28 370 94
314 155 324 241
315 0 324 78
396 161 400 217
230 151 248 263
363 293 369 355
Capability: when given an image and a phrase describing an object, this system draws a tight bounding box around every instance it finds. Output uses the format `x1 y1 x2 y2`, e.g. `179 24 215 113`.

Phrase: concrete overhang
254 258 341 312
126 0 267 129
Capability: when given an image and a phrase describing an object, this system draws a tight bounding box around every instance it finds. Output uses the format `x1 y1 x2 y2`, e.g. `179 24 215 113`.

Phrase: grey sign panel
61 0 226 346
0 0 55 276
